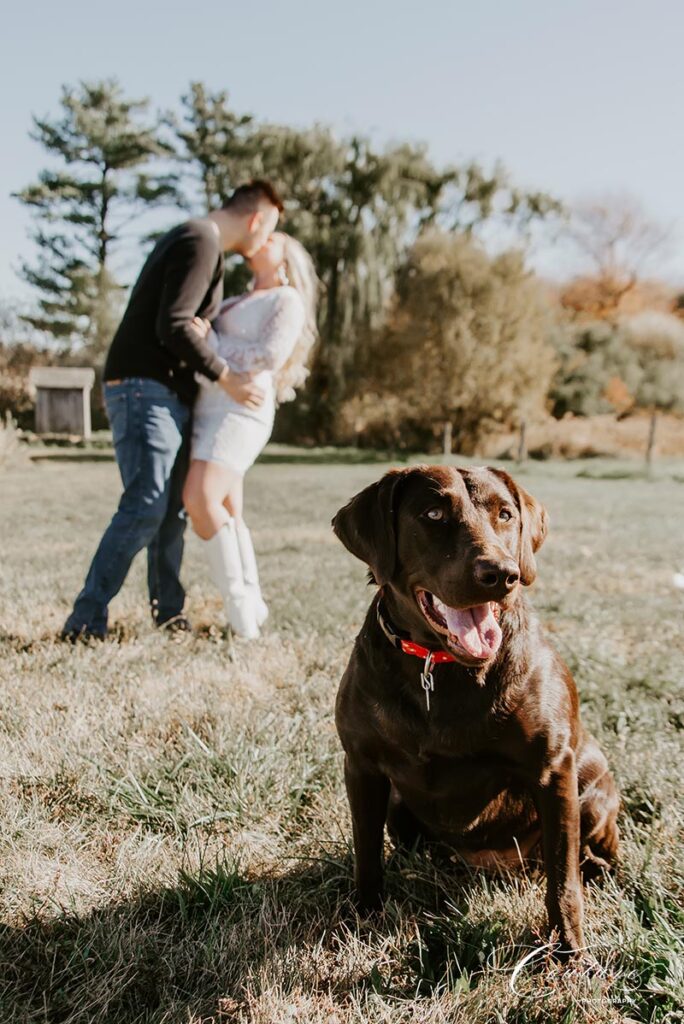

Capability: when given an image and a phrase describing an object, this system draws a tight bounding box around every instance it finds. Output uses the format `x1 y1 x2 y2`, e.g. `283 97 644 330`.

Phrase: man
61 180 283 641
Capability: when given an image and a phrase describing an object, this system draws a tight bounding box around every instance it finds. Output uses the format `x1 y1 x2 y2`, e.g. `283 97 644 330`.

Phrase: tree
563 195 672 321
172 82 255 214
621 312 684 413
549 312 684 419
549 321 642 417
429 159 561 236
339 230 555 451
169 84 264 299
15 80 173 355
0 302 57 428
259 131 447 419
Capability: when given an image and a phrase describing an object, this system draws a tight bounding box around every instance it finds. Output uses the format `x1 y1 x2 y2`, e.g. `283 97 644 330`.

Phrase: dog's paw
558 949 604 979
580 845 615 883
355 888 384 917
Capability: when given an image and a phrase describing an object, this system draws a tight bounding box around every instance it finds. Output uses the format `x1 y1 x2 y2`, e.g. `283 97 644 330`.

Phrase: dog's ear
490 468 548 586
332 469 408 585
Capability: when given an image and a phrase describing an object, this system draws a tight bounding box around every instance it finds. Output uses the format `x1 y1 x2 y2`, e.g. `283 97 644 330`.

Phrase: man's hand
218 366 265 409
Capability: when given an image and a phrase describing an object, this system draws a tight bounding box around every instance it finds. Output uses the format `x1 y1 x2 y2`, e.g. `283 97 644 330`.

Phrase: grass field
0 453 683 1024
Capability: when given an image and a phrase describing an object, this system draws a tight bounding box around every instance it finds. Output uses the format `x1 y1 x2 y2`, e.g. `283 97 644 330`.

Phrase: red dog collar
376 600 457 711
376 600 457 664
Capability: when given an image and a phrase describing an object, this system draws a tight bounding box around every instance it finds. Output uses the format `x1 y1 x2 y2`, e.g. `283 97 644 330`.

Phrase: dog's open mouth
416 589 502 662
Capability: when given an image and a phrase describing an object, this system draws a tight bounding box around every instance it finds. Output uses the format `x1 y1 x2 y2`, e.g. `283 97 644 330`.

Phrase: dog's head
332 465 548 667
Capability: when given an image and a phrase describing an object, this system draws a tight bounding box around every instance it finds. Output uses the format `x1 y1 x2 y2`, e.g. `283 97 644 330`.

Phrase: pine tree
173 82 256 212
170 82 259 297
15 79 174 355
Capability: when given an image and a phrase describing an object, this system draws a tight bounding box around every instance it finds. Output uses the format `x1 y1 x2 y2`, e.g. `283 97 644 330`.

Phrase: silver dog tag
420 652 435 712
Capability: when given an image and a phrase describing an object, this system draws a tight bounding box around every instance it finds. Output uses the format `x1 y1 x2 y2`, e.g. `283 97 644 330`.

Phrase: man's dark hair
222 179 284 214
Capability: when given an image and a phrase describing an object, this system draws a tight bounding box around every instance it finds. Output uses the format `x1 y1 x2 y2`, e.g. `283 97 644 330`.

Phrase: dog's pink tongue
444 603 502 659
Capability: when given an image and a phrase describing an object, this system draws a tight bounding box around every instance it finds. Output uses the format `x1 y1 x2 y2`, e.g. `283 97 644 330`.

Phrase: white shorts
191 373 275 476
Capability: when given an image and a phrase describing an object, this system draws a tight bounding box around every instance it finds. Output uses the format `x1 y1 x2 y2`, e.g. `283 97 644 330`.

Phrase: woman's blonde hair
274 234 319 403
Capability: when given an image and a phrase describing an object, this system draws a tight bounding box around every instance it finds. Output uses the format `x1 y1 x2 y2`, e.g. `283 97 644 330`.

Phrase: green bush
0 340 109 433
622 311 684 412
0 342 49 429
550 314 684 418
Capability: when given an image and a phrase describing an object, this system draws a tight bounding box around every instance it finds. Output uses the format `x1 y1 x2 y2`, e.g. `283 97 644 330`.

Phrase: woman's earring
278 263 290 286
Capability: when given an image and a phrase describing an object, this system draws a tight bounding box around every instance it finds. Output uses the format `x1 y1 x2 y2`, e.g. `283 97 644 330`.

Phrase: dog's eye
426 508 445 522
499 507 513 522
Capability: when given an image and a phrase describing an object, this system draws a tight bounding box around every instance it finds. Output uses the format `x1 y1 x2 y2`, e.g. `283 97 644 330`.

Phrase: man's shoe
60 626 106 643
157 614 193 636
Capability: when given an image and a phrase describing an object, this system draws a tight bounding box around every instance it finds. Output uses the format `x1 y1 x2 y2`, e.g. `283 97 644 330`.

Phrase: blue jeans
63 378 191 636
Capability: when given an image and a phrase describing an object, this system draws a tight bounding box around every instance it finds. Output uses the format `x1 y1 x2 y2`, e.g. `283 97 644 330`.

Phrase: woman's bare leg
221 475 244 522
191 468 269 628
182 460 257 637
183 460 243 539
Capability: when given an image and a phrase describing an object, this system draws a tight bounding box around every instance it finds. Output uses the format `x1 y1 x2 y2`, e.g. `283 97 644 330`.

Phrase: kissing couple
62 180 318 642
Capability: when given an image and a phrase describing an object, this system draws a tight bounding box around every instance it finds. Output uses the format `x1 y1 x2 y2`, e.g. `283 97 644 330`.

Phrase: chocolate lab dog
332 465 619 954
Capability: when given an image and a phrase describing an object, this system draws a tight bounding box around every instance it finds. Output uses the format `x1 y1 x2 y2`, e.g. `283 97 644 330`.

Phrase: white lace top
207 285 305 376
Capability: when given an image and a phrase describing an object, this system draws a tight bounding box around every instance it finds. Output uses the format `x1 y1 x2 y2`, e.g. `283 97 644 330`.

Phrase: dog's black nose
474 558 520 591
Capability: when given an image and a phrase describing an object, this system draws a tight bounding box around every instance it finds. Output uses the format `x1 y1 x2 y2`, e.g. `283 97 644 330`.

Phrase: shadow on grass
0 852 536 1024
26 445 411 467
28 451 117 463
256 446 410 466
0 623 145 653
575 465 684 482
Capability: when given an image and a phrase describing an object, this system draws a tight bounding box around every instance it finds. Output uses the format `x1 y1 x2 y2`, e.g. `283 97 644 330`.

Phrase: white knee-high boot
202 521 260 639
235 519 269 627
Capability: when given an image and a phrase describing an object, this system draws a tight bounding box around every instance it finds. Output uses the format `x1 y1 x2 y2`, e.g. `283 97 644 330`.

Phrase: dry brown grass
0 456 682 1023
485 412 684 460
0 412 27 470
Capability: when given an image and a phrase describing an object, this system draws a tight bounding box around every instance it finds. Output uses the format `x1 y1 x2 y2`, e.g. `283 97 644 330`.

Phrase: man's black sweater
104 219 226 404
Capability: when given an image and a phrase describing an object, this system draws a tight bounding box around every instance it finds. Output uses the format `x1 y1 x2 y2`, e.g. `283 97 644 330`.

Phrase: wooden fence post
646 410 657 472
443 422 453 456
516 419 527 464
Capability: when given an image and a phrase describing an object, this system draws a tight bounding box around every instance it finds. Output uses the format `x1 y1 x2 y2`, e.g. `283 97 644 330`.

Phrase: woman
183 232 318 638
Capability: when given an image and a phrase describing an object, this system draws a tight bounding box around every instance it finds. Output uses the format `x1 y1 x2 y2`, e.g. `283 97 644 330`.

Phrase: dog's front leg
536 748 585 955
344 754 390 912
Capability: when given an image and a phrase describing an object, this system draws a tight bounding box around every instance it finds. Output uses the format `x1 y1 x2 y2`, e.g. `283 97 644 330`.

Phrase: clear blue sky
2 0 683 303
